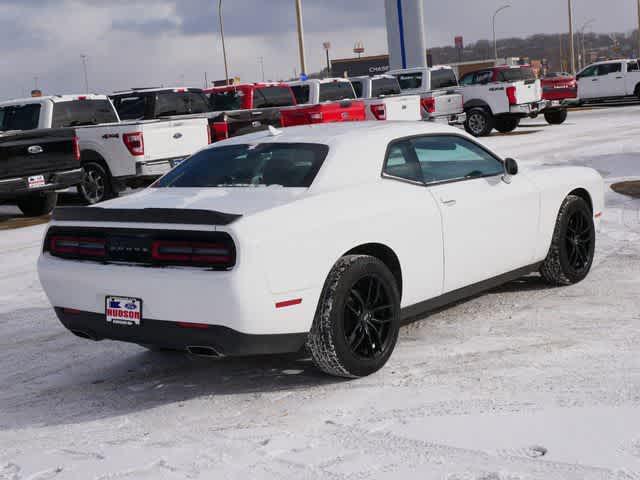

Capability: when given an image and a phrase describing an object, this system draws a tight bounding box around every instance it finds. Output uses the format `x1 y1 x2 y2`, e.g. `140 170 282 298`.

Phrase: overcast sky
0 0 636 100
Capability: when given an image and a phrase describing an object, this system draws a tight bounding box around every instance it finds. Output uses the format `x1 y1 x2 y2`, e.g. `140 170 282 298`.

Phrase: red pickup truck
281 79 366 127
540 73 577 124
204 83 298 141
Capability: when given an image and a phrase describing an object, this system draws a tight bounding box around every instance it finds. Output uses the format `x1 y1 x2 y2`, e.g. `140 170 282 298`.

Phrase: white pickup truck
457 65 547 137
576 59 640 102
349 75 421 121
0 95 209 203
387 66 466 126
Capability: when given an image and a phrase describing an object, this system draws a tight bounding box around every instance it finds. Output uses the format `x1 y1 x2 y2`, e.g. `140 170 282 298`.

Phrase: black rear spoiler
52 207 242 226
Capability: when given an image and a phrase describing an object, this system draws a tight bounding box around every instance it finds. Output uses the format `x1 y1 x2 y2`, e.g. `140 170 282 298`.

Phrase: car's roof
287 78 352 86
588 59 635 66
0 94 109 106
110 87 203 96
214 121 464 148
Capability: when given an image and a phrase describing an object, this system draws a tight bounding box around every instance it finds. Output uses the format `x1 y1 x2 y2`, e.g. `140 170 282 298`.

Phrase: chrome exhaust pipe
187 346 222 357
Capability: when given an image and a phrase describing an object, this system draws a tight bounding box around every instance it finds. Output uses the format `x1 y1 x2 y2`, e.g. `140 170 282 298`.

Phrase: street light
637 0 640 58
295 0 307 76
580 18 595 70
568 0 576 75
80 54 89 93
323 42 331 78
258 56 265 82
218 0 230 86
492 4 511 60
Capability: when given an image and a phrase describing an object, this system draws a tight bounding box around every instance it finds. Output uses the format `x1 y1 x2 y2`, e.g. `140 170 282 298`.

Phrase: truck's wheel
494 117 520 133
544 109 568 125
16 192 58 217
634 84 640 99
464 108 494 137
79 161 113 204
540 195 595 286
307 255 400 378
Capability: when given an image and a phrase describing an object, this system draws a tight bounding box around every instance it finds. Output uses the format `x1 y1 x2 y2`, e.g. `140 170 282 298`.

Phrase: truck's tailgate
0 128 78 180
514 79 542 104
142 118 209 161
432 91 464 117
380 95 421 120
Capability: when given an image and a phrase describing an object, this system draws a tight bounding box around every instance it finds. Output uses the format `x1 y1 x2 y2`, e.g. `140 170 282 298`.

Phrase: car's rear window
154 143 330 188
253 87 295 108
371 77 401 97
52 100 119 127
395 72 422 90
291 85 310 104
498 68 537 82
318 82 355 102
154 92 210 117
110 95 146 120
430 69 458 89
0 104 41 131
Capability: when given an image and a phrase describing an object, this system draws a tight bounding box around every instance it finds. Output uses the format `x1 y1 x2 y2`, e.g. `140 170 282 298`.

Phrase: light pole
492 4 511 60
568 0 576 75
218 0 230 86
637 0 640 58
295 0 307 76
258 56 265 82
580 19 595 70
323 42 331 78
80 55 89 93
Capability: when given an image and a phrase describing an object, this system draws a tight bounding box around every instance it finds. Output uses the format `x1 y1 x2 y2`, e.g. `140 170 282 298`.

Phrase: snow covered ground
1 107 640 479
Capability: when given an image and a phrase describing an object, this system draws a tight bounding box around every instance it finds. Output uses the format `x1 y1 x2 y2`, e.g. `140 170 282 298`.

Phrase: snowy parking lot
1 107 640 479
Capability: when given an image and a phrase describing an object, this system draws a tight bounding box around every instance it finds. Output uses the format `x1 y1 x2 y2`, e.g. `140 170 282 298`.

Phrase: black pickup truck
0 128 83 216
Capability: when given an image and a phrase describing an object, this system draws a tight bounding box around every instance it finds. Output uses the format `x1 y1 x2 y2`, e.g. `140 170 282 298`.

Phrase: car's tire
544 109 568 125
464 108 494 137
16 192 58 217
540 195 595 286
307 255 401 378
634 84 640 99
78 160 114 204
494 117 520 133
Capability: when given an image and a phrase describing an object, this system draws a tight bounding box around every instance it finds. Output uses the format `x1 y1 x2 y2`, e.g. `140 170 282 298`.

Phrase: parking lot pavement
1 107 640 479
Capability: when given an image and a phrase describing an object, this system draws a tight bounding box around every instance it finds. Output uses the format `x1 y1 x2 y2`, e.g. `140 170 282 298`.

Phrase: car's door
598 62 625 97
577 65 600 99
625 61 639 95
407 135 539 292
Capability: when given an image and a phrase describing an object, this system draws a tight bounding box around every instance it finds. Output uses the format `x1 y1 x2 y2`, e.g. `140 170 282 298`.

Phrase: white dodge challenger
38 122 603 378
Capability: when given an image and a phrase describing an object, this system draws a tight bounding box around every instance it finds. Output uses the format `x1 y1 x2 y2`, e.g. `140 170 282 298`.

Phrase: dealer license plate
28 175 45 189
105 296 142 326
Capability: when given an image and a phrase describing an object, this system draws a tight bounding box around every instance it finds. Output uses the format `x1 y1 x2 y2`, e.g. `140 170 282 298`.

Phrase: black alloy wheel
564 208 594 273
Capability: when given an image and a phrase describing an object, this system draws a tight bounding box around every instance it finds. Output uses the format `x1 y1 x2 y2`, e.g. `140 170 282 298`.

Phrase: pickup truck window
463 71 492 85
291 85 310 104
253 87 295 108
628 61 640 72
351 81 364 98
52 100 119 128
154 92 210 117
430 69 458 89
597 63 622 76
371 78 401 97
111 95 147 120
0 104 41 131
395 73 422 90
318 82 356 102
209 90 243 111
498 67 536 82
154 143 329 188
409 135 503 183
578 65 598 78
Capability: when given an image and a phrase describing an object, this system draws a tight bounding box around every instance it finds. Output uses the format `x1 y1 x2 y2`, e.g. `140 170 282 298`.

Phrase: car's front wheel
540 195 595 285
307 255 400 378
78 161 113 204
544 109 568 125
464 108 494 137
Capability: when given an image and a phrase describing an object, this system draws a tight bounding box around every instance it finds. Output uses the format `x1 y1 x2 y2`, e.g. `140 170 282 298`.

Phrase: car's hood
100 187 308 216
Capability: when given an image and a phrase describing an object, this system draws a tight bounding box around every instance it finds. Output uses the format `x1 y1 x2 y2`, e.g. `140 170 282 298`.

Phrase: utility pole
80 55 89 93
637 0 640 58
294 0 307 76
492 5 511 61
218 0 230 86
258 56 265 82
323 42 331 78
568 0 576 74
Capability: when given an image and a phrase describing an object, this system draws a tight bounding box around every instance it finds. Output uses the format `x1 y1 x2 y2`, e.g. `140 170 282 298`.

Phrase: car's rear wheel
464 108 494 137
307 255 400 378
16 192 58 217
540 195 595 285
79 161 113 204
544 109 568 125
494 117 520 133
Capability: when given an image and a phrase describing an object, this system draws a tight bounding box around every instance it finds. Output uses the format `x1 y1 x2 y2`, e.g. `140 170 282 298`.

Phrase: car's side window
383 142 423 183
408 135 504 183
628 61 640 72
578 66 597 78
474 71 493 84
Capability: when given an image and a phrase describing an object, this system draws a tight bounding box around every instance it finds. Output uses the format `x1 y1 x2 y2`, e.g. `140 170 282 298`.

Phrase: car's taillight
50 236 106 258
72 136 81 161
421 97 436 114
123 132 144 156
506 86 517 105
211 122 229 142
370 104 386 120
151 240 232 266
309 112 323 123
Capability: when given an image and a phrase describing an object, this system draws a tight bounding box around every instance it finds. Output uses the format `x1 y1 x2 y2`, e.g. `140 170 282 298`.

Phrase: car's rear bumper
0 168 83 198
55 308 307 356
135 157 187 177
428 112 466 125
509 100 548 116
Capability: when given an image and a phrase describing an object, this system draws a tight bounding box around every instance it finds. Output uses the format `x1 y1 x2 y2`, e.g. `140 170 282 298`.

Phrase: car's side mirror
505 157 519 176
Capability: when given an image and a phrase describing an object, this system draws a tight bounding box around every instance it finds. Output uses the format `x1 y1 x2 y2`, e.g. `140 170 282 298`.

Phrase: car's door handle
441 199 457 207
616 76 624 79
592 79 598 82
27 145 43 154
251 111 263 116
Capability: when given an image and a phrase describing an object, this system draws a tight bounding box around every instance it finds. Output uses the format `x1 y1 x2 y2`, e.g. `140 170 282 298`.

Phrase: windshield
209 90 243 111
0 104 41 131
154 143 330 188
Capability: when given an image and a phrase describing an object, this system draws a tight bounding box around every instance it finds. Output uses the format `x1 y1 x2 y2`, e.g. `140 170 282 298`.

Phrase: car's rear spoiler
52 207 242 226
